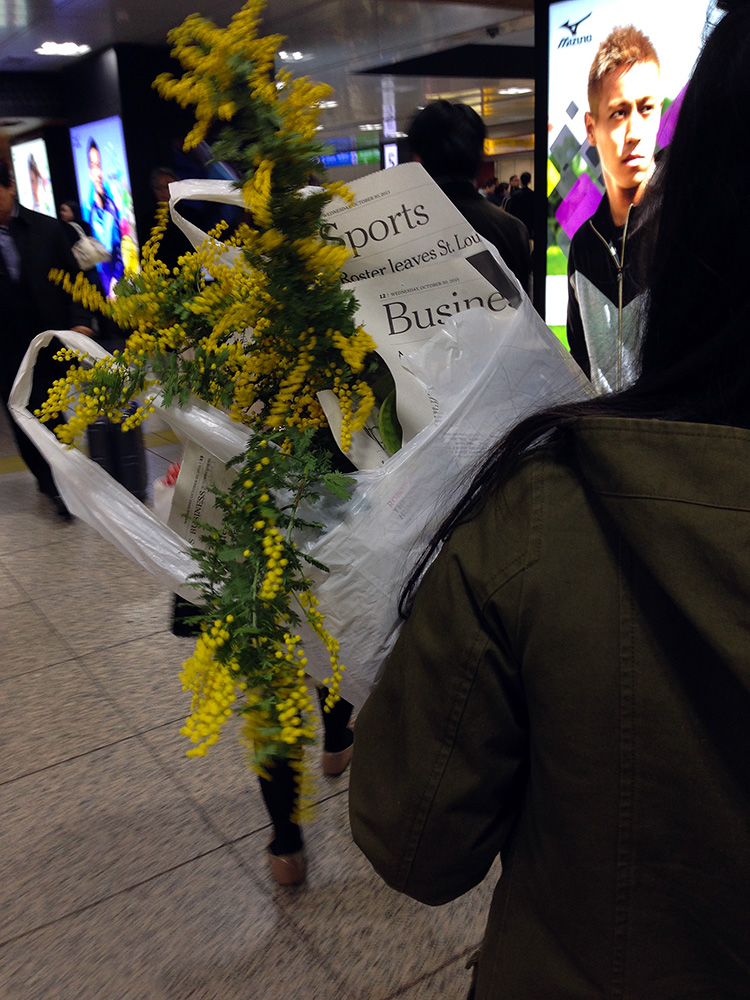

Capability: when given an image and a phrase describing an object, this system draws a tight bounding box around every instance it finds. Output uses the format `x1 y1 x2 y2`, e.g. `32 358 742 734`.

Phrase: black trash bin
87 402 148 502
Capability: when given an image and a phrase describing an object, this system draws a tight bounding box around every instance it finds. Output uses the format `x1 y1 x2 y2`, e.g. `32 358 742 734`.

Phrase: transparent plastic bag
9 305 588 707
295 300 591 704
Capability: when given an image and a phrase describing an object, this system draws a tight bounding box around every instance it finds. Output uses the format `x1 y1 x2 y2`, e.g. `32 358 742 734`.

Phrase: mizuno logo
558 12 592 48
561 12 591 36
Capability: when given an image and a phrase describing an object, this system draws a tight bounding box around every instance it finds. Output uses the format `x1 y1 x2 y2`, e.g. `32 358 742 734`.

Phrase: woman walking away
349 2 750 996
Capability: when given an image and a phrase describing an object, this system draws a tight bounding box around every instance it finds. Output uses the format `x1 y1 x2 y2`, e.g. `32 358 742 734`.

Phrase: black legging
261 686 353 855
0 349 68 496
172 596 353 855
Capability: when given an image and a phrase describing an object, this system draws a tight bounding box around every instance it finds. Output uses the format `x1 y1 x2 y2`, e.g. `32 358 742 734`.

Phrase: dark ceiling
0 0 535 147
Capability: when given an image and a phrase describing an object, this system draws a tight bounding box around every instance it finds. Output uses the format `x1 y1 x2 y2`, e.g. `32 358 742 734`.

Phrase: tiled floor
0 402 500 1000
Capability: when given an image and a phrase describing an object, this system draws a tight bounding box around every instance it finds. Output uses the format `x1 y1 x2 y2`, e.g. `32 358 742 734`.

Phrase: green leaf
378 388 403 456
321 471 355 500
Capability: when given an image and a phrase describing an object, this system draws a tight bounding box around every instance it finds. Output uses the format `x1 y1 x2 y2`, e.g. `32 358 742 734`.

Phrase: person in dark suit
407 101 531 295
0 157 93 517
506 171 534 238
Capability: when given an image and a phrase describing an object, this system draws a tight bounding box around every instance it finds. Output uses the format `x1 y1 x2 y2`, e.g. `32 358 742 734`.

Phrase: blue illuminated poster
70 115 139 298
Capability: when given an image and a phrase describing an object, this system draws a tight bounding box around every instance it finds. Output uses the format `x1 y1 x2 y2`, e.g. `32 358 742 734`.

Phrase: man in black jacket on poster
566 26 661 392
0 157 93 518
407 101 531 295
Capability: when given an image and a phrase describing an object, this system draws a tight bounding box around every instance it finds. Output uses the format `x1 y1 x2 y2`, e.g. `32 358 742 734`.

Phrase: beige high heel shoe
321 742 353 776
267 846 307 885
321 718 355 776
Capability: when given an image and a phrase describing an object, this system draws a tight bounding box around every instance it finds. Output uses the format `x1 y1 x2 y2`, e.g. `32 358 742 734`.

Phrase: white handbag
69 222 111 270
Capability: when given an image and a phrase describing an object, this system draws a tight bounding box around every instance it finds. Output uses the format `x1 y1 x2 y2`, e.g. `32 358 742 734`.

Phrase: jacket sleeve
515 226 532 296
566 242 591 378
349 494 530 906
502 217 531 296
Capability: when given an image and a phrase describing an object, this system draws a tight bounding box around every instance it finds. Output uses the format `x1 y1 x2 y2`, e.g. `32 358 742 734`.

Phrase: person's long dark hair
400 0 750 618
60 200 84 224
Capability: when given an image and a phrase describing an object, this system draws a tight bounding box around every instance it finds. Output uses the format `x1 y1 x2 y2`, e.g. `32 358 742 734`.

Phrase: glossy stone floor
0 402 500 1000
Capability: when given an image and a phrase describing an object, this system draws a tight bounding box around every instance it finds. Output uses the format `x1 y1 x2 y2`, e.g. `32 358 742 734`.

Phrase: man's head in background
479 176 497 198
408 101 486 183
585 25 662 223
150 167 178 204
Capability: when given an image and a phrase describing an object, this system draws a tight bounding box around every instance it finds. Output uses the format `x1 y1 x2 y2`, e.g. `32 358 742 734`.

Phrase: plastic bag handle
8 329 250 600
167 178 246 250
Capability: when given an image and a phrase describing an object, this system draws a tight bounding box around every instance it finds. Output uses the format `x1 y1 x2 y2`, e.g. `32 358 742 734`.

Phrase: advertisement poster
11 138 56 218
70 115 139 297
545 0 714 333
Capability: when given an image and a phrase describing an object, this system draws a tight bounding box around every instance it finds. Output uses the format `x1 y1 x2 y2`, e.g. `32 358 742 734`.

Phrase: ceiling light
358 124 382 132
35 41 91 56
317 100 338 110
497 87 532 96
278 50 306 61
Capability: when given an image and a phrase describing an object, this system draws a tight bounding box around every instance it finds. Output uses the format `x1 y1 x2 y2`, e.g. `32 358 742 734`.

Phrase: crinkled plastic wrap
10 306 589 706
168 178 245 261
296 297 591 705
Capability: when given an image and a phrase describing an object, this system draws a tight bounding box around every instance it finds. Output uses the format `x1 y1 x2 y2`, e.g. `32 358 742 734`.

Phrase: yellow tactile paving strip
0 429 180 476
0 455 27 475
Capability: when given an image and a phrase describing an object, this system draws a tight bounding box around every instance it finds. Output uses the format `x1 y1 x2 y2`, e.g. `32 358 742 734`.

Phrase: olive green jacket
349 418 750 999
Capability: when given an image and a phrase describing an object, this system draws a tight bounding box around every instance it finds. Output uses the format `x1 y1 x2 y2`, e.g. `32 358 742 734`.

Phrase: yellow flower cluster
297 589 344 711
332 326 376 373
238 630 316 773
35 353 108 444
48 268 109 315
322 181 356 206
243 158 273 228
329 375 376 453
154 0 284 149
121 400 157 432
276 71 335 144
266 346 313 426
258 524 286 600
251 323 378 447
293 235 352 283
180 619 243 755
272 633 316 744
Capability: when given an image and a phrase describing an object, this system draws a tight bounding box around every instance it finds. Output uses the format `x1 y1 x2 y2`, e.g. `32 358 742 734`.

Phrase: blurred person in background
85 138 124 297
0 156 92 518
408 101 531 295
506 170 534 237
